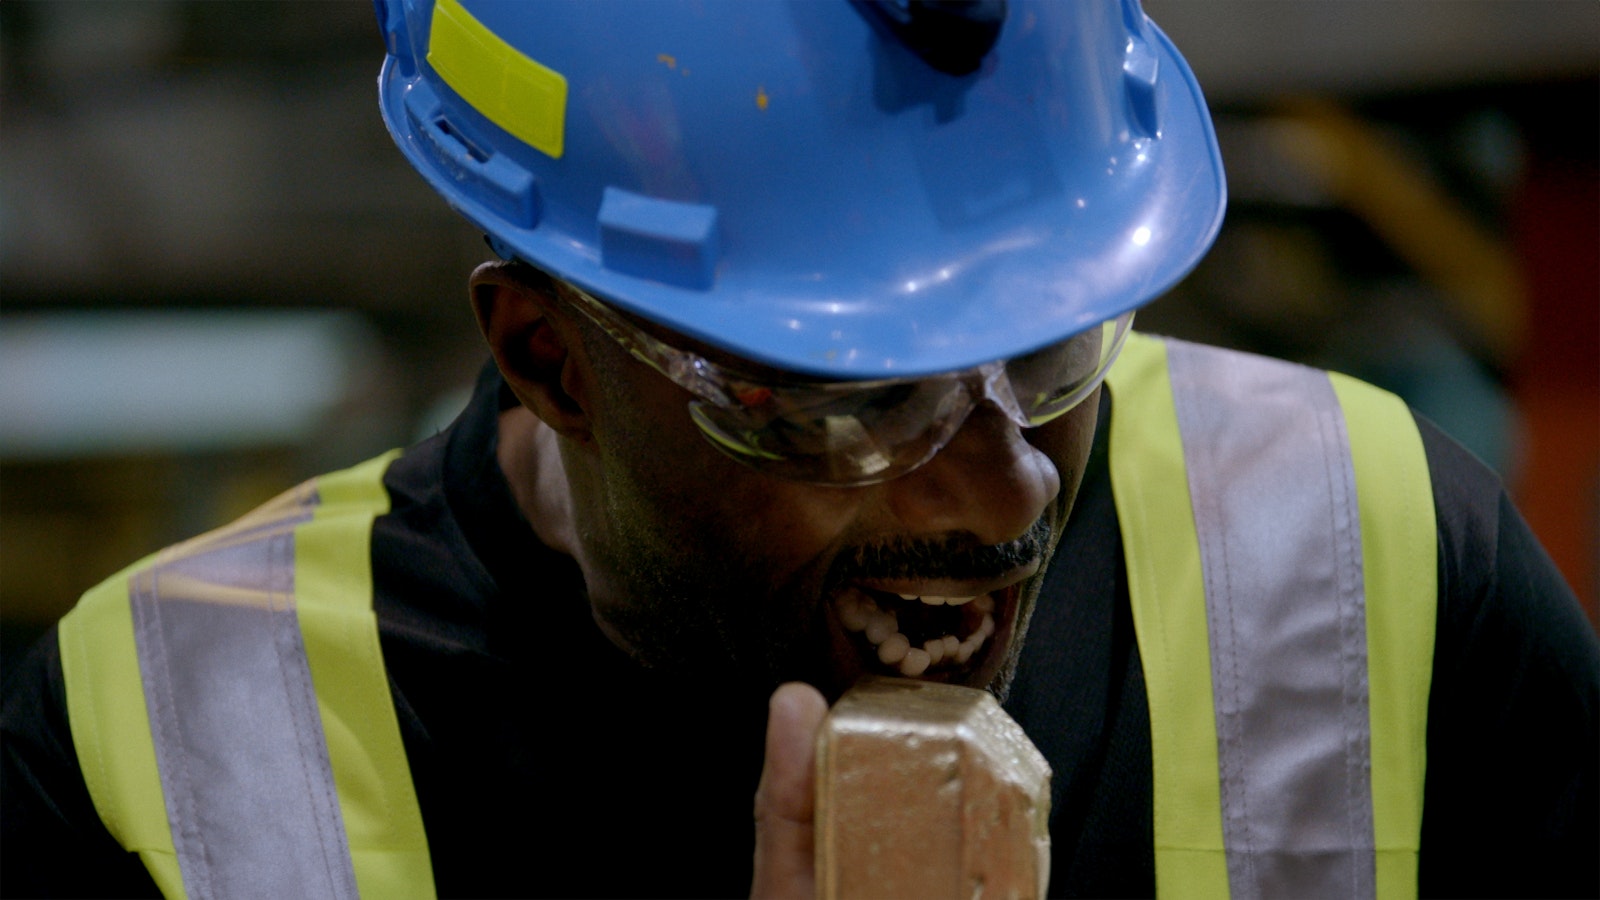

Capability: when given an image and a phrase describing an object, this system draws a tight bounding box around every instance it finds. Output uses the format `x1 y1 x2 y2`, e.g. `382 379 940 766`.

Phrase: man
4 2 1596 898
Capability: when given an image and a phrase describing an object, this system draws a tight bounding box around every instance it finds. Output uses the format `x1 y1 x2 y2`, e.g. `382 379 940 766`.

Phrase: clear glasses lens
1005 312 1133 425
689 312 1134 485
563 280 1133 485
690 377 965 483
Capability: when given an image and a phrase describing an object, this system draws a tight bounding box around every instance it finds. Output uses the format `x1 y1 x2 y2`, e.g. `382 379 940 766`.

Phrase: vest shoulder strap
60 450 435 900
1105 332 1436 900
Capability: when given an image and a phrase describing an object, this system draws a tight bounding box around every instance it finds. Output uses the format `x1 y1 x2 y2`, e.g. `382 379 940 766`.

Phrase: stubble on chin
587 506 820 687
984 496 1076 702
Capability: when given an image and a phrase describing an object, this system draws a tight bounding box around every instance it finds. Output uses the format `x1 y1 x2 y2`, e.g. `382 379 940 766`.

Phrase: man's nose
883 403 1060 546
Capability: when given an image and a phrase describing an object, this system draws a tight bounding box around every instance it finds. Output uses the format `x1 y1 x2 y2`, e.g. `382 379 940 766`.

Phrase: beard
583 499 825 687
584 470 1062 701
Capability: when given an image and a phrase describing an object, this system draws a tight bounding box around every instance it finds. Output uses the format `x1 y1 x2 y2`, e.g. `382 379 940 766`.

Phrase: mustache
829 517 1051 586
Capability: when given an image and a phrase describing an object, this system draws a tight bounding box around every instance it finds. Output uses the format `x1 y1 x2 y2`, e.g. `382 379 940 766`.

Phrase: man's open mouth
832 585 1011 679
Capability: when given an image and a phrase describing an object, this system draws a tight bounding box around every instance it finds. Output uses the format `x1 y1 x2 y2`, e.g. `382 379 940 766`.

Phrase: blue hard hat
375 0 1225 378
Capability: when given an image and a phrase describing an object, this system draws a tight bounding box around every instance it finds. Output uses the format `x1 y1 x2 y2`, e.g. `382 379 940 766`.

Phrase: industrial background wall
2 1 1596 683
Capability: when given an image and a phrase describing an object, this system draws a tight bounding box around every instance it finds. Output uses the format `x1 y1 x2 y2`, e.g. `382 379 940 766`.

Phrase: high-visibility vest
59 451 432 900
59 333 1434 899
1106 333 1435 899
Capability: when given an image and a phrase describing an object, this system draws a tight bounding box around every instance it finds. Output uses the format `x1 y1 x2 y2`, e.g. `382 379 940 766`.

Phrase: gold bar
816 677 1052 899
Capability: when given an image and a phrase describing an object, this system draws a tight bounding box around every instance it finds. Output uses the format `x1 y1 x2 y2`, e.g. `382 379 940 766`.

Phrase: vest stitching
268 525 341 893
1217 513 1259 891
1184 365 1258 893
1317 392 1373 892
138 558 217 900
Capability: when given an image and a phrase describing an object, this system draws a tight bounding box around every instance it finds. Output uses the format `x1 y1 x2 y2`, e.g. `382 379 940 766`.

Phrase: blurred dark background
3 1 1596 682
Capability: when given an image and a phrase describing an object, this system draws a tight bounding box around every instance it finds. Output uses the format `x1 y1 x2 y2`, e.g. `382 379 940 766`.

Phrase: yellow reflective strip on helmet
1104 332 1230 899
1330 371 1435 900
60 558 187 899
295 449 437 900
427 0 567 159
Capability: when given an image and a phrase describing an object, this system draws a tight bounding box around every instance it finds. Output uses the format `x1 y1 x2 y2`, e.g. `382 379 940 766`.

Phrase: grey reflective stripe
1166 340 1377 900
130 488 360 900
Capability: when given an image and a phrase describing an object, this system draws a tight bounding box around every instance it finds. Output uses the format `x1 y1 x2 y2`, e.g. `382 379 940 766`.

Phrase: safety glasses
561 284 1132 486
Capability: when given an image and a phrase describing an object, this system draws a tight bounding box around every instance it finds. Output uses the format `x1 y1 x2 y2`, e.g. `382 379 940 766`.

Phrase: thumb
750 681 829 900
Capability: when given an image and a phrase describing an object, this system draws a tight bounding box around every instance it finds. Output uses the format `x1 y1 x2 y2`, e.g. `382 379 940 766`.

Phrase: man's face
561 312 1099 701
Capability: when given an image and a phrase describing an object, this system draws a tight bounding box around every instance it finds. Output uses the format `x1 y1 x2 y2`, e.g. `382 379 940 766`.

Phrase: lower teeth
838 592 995 677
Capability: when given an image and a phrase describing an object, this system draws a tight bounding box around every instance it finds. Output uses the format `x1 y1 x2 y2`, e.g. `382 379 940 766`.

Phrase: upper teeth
898 593 979 606
840 592 997 678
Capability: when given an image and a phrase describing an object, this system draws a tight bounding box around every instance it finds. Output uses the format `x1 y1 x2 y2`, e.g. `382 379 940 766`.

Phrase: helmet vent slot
433 117 490 164
403 83 541 229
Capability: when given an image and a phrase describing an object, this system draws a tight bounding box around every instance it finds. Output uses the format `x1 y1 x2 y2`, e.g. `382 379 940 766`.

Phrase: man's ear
470 261 592 443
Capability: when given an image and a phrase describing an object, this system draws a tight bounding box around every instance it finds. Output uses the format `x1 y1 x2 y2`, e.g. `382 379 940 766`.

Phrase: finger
751 681 828 900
